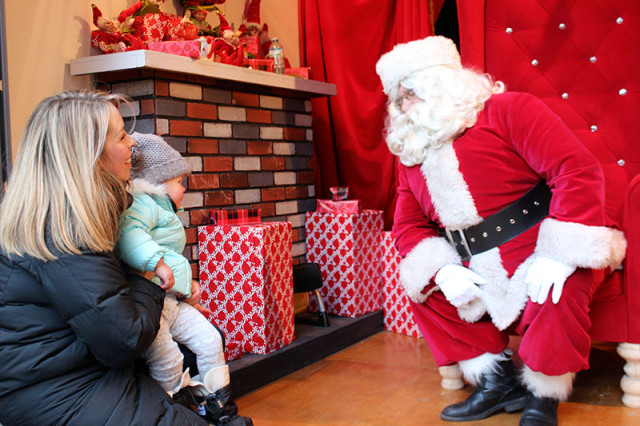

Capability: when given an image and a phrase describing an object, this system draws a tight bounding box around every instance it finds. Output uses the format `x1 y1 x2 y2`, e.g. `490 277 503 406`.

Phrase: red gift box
284 67 310 79
147 40 202 58
224 341 243 361
316 199 362 214
239 35 264 59
382 232 422 338
243 58 274 72
198 222 294 355
209 208 261 225
305 210 383 317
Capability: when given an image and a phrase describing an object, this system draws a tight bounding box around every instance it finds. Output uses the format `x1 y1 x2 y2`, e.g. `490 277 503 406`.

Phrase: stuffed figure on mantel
89 0 295 73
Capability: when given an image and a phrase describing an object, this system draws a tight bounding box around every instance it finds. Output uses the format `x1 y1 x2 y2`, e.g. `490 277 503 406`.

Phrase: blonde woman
0 91 207 425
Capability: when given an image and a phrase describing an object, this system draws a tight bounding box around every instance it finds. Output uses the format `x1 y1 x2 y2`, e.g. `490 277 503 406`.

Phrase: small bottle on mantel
268 37 285 74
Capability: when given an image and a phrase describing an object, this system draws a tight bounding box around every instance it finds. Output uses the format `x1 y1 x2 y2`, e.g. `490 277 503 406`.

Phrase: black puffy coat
0 249 206 425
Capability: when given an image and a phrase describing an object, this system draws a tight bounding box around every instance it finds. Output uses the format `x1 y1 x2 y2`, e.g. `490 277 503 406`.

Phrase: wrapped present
147 40 202 58
305 210 383 317
382 232 422 338
209 208 262 225
243 58 274 72
224 341 243 362
330 186 349 201
239 35 264 59
198 222 294 355
316 199 361 215
284 67 310 79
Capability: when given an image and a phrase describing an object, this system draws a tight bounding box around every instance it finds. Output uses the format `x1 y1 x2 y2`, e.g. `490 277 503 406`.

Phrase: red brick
185 227 197 245
261 157 285 170
190 262 198 278
156 81 169 96
189 174 220 190
297 171 315 184
253 202 275 217
155 71 186 81
261 187 285 202
140 99 155 115
140 69 154 78
190 75 218 87
220 173 248 188
246 109 271 123
286 186 308 199
97 70 140 82
284 127 306 141
232 92 260 107
189 139 218 154
190 209 212 225
205 190 235 206
247 141 272 155
187 103 217 120
170 120 202 136
292 228 302 242
204 157 233 172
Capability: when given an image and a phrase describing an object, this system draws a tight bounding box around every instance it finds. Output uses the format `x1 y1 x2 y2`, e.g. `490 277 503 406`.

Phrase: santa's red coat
392 92 626 373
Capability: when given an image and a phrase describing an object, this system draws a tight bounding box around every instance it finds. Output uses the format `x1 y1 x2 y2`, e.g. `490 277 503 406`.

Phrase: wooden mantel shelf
70 50 337 98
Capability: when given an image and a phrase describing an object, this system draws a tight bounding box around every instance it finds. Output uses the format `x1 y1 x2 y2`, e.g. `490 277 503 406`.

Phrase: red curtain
299 0 442 228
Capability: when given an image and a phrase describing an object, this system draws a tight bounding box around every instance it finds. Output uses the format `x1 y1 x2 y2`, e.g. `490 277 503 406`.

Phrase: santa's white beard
386 103 471 167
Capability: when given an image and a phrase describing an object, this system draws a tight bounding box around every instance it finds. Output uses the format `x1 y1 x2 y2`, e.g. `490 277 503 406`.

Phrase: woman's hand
154 258 175 290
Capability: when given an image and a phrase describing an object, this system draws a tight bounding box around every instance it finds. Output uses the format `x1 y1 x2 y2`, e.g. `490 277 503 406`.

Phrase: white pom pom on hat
375 36 462 95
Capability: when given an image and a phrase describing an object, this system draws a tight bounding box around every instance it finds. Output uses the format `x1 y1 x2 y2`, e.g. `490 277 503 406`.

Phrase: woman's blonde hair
0 91 132 260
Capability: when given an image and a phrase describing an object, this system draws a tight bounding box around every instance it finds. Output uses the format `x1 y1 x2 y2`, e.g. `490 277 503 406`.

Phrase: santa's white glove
435 264 486 307
525 257 576 304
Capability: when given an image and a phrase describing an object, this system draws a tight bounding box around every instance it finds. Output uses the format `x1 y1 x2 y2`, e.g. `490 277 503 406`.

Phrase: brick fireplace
71 50 336 276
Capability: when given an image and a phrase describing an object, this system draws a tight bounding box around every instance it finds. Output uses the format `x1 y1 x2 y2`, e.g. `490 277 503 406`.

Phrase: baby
118 132 251 425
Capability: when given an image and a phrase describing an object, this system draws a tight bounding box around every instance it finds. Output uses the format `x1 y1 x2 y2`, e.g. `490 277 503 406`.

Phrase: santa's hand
435 264 486 307
525 257 576 304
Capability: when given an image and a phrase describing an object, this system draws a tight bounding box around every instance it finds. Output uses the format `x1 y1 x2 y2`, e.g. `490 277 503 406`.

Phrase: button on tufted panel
483 0 640 223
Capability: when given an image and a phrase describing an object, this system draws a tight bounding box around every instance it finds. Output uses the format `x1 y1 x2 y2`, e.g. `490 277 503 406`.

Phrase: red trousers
410 268 600 375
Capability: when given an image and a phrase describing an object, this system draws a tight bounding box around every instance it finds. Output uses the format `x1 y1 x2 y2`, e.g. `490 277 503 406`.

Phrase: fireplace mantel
70 50 337 98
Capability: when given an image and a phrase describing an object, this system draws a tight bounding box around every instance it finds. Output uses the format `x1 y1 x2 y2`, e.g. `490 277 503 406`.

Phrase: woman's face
103 104 135 181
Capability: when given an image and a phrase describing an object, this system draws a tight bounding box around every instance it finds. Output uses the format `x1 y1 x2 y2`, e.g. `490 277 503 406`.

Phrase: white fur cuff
521 365 575 401
536 218 627 270
399 236 461 303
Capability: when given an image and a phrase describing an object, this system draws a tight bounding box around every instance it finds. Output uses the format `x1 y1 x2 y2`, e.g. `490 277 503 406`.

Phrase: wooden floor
236 331 640 425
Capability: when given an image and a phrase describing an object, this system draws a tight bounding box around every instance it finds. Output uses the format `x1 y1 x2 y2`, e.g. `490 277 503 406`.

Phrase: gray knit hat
130 132 191 184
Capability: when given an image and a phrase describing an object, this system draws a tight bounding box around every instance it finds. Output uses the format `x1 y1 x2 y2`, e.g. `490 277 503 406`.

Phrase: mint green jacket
118 179 192 297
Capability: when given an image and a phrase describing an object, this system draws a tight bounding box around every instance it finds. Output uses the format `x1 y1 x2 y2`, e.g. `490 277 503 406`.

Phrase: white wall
3 0 299 158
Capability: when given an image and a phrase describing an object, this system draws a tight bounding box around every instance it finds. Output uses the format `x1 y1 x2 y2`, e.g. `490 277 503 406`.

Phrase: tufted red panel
458 0 640 342
480 0 640 224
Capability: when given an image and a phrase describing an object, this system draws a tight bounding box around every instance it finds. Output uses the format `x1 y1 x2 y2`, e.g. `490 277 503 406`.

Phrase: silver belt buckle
445 228 473 261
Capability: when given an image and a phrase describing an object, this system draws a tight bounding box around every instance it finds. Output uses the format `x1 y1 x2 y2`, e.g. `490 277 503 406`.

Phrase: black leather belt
441 181 551 261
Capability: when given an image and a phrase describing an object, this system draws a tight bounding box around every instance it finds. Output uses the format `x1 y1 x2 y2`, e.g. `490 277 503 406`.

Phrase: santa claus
376 36 626 425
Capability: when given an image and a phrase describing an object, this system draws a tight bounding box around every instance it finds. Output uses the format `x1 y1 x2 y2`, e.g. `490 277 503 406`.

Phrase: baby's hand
193 303 214 318
154 260 175 290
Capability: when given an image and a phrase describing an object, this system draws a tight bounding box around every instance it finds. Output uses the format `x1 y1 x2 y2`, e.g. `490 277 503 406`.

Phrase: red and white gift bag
382 232 422 338
198 222 294 355
305 210 383 317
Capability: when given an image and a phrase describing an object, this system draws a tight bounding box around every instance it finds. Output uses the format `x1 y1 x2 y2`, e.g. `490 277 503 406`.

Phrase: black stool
292 263 330 327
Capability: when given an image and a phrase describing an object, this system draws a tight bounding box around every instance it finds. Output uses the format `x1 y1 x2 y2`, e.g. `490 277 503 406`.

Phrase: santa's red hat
243 0 261 27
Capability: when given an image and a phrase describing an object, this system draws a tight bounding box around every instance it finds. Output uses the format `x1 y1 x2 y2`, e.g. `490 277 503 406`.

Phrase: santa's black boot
519 366 573 426
440 353 527 422
519 392 558 426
